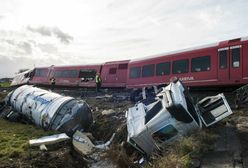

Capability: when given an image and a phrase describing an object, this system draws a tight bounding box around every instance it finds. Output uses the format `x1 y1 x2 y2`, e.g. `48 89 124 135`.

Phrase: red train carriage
52 64 102 87
101 60 130 88
127 37 248 88
30 66 51 85
11 36 248 90
78 65 102 87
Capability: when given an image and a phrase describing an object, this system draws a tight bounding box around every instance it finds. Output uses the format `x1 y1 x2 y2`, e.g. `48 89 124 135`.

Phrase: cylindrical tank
6 85 93 136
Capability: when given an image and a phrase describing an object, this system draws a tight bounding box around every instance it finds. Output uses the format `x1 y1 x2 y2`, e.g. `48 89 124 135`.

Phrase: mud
0 88 248 168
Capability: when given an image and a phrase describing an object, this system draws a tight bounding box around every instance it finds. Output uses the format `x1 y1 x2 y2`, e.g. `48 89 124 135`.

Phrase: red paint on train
11 37 248 88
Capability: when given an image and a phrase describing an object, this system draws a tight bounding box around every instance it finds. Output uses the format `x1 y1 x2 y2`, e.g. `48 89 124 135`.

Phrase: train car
101 60 130 88
52 64 102 87
127 37 248 88
30 66 51 85
10 69 34 86
27 64 102 87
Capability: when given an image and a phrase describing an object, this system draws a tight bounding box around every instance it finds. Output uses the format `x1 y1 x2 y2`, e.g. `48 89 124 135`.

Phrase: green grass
0 119 57 160
0 82 11 87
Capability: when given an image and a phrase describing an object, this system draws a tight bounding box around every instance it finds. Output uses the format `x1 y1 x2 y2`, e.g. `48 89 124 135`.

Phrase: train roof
104 60 130 65
52 63 103 68
130 36 248 63
34 64 103 69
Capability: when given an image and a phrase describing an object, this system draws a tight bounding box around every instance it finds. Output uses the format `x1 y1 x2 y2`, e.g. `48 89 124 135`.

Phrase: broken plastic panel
6 85 93 136
126 80 233 156
197 93 232 127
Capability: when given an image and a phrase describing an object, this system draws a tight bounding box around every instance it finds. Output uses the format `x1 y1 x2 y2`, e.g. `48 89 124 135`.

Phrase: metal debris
29 133 70 146
126 80 233 156
72 130 116 156
73 130 95 155
234 84 248 108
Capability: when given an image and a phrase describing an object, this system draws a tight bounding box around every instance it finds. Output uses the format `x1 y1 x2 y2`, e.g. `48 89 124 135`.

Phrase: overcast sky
0 0 247 78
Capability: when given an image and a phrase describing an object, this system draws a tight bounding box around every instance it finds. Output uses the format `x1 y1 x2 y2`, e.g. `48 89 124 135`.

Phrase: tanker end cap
51 100 93 137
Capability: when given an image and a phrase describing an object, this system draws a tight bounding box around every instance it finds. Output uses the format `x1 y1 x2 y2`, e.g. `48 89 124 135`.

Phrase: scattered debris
4 85 93 136
95 133 115 150
29 133 70 146
39 144 48 151
102 109 115 116
234 84 248 108
96 94 113 100
127 80 233 156
72 130 116 156
73 130 95 155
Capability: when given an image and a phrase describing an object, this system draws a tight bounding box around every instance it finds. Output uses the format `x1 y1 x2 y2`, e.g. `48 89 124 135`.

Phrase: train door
116 63 128 87
101 63 128 87
218 45 242 82
101 64 118 87
230 45 242 82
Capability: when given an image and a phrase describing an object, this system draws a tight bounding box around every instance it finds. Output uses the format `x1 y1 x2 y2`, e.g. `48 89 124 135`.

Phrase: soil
0 87 248 168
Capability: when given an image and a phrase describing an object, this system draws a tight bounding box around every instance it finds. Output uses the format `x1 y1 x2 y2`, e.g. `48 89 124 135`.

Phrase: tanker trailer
5 85 93 136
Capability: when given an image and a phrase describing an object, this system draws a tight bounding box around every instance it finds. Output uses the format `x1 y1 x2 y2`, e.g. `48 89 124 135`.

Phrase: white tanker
5 85 93 136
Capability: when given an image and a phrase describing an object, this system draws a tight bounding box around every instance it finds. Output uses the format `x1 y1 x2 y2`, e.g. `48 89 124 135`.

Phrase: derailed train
11 37 248 89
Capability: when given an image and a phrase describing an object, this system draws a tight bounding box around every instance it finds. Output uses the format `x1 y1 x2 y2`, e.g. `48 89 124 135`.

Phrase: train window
34 69 47 77
232 48 240 68
55 70 78 78
219 50 227 69
109 68 117 74
79 70 96 81
172 59 189 74
191 56 210 72
118 63 128 69
54 71 62 77
129 67 141 78
142 64 155 77
156 62 170 76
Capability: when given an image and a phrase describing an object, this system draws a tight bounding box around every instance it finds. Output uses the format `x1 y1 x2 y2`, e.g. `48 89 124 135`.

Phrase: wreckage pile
0 80 234 167
127 80 233 157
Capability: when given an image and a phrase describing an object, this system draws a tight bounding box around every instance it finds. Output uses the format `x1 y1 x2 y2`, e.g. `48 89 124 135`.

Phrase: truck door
197 93 233 127
218 45 242 83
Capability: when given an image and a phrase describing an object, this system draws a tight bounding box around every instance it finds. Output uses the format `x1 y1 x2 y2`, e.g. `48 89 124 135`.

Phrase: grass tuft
0 82 11 88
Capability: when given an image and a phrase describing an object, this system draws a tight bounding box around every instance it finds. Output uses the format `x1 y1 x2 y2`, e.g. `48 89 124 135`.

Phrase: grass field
0 119 56 161
0 82 11 87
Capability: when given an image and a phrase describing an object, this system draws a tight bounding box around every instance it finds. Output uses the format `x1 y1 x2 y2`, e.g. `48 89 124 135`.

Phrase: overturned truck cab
5 85 93 136
126 80 232 156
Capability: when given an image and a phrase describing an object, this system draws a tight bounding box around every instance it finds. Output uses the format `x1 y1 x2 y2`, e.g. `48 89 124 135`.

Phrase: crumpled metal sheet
29 133 70 146
6 85 93 136
127 80 233 156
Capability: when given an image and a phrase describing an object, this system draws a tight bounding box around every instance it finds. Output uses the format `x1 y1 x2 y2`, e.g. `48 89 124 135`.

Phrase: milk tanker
5 85 93 136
